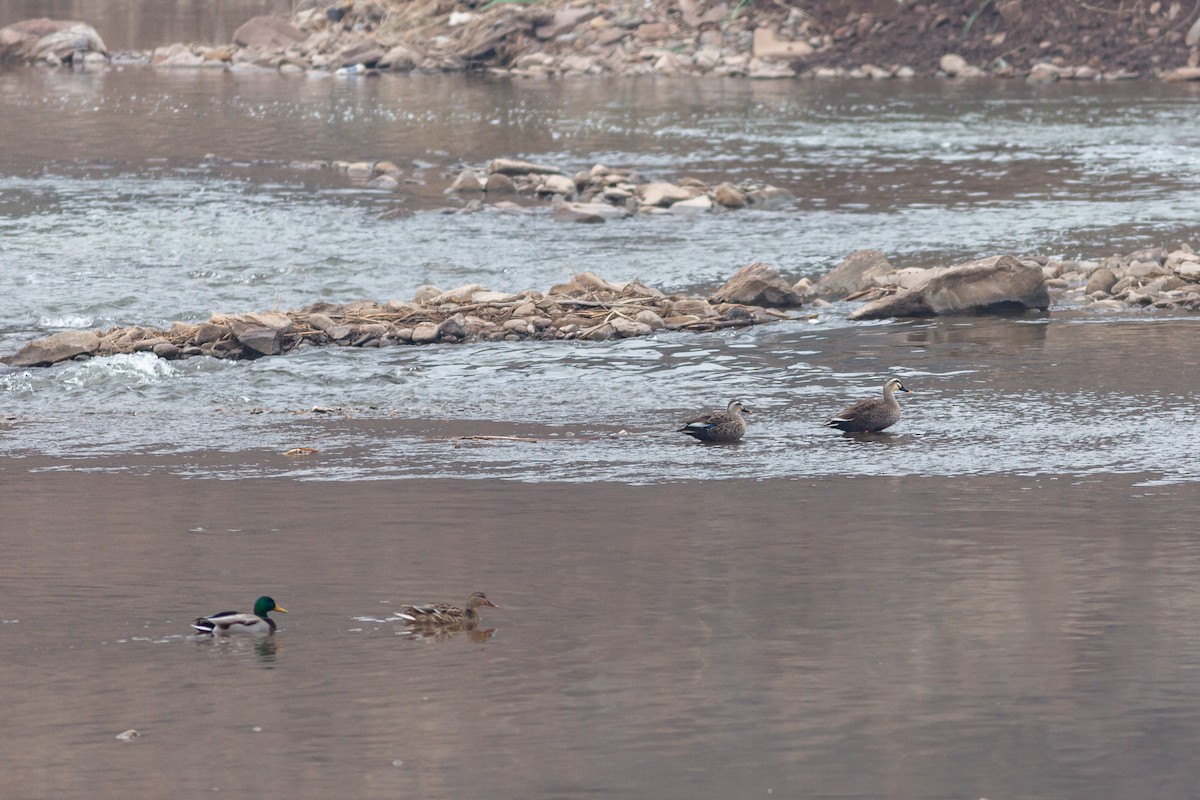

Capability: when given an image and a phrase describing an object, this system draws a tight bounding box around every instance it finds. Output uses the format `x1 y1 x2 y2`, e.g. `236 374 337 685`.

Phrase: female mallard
192 595 287 636
398 592 499 627
825 377 912 433
678 399 752 443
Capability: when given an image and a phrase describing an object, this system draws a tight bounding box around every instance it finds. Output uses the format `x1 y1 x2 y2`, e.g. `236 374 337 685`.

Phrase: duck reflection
397 623 496 643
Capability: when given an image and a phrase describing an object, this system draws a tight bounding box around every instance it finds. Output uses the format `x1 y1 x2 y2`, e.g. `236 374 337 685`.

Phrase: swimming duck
192 596 287 636
825 377 912 433
677 399 752 443
398 592 499 627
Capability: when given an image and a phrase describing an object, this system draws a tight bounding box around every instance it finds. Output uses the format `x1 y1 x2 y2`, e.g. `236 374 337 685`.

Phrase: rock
747 58 796 79
746 186 796 209
306 313 353 341
485 173 517 195
536 8 596 40
411 322 440 343
1085 267 1119 294
227 312 293 356
432 284 485 304
714 182 748 209
0 19 107 63
1162 67 1200 82
636 310 666 330
849 255 1050 320
538 174 576 196
815 249 893 298
712 262 805 308
437 314 468 340
7 330 100 367
194 322 230 344
639 182 693 207
487 158 563 176
448 169 483 193
752 28 813 60
412 285 443 303
667 195 713 214
1177 263 1200 282
380 44 418 70
334 38 384 68
939 53 969 76
1188 17 1200 47
152 342 181 359
346 162 375 179
368 174 399 190
554 203 606 223
232 16 304 51
1027 62 1065 83
610 317 654 338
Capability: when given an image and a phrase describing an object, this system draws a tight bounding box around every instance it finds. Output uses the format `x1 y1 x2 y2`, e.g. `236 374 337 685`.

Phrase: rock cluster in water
4 267 801 368
315 156 796 217
810 243 1200 315
5 0 1200 81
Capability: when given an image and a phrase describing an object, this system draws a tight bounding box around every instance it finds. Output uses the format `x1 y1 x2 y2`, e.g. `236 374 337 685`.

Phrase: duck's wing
399 603 464 624
825 398 876 426
679 411 728 432
192 610 264 632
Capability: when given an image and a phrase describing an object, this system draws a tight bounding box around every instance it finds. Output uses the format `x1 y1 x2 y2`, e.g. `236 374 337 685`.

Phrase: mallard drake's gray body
398 592 499 627
825 378 912 433
678 399 752 443
192 595 287 636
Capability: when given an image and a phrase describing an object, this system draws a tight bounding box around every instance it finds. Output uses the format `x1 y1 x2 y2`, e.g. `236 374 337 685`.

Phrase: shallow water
3 50 1200 799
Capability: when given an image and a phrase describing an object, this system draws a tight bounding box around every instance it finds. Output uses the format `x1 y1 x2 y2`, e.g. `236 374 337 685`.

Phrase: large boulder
226 312 293 356
232 16 304 51
0 19 107 63
712 262 805 308
815 249 893 298
7 330 100 366
849 255 1050 320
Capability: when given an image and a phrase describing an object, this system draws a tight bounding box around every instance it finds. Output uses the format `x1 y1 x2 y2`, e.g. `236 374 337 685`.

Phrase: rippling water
4 58 1200 800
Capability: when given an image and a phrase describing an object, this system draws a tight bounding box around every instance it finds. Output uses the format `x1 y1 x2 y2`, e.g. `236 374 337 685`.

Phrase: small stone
714 183 748 209
152 342 181 359
411 322 440 343
1085 267 1118 294
485 173 517 195
447 170 483 193
610 317 653 338
437 314 467 339
635 310 665 330
713 262 805 308
938 53 968 76
639 182 693 207
668 195 713 214
538 174 576 196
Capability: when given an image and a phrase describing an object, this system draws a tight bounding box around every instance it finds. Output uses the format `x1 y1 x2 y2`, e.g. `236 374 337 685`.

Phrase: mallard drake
825 377 912 433
398 592 498 627
192 596 287 636
678 399 752 443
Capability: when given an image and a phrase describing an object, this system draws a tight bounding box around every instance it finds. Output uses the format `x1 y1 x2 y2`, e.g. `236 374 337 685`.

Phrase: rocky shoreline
4 1 1200 81
6 242 1200 369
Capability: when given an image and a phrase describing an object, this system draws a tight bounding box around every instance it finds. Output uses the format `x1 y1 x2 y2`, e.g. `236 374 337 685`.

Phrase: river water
3 15 1200 799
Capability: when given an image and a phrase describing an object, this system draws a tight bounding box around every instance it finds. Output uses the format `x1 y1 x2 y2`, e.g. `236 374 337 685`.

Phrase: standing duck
678 399 752 443
398 592 499 627
192 595 287 636
825 377 912 433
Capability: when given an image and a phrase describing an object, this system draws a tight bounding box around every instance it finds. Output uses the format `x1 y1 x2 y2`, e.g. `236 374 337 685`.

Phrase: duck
192 595 287 636
398 592 499 627
825 377 912 433
677 399 752 443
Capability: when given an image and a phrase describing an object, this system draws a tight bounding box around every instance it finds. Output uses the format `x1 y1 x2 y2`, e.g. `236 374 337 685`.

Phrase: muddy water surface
2 26 1200 799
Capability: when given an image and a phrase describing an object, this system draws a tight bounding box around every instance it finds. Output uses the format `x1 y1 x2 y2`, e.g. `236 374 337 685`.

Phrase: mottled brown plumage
825 377 911 433
398 591 499 627
678 399 752 443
